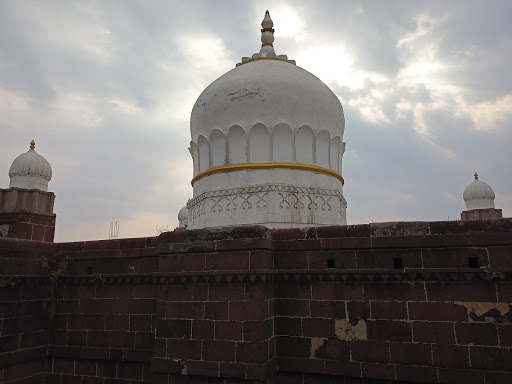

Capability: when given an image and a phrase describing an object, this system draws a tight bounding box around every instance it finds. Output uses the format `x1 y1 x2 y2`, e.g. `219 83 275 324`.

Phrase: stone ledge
47 345 152 362
3 268 507 285
158 225 270 244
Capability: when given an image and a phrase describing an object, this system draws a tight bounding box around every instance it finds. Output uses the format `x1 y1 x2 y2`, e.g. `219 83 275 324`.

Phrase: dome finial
236 10 295 67
474 172 478 180
30 140 35 150
260 10 275 53
236 9 296 66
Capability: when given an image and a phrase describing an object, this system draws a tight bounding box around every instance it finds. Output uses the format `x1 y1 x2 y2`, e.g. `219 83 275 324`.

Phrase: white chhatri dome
9 140 52 192
463 172 495 210
185 11 347 229
178 206 189 228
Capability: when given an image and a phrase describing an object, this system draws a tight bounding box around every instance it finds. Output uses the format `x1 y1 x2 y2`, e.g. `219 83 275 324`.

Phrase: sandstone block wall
0 238 55 384
1 220 512 383
0 188 56 242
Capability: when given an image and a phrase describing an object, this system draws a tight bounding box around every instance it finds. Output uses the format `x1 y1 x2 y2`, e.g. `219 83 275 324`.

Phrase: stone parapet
461 208 503 221
0 188 55 214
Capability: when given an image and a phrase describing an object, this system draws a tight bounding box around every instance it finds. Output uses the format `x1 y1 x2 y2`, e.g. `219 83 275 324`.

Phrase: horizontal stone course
370 301 407 320
361 362 395 380
350 341 390 364
390 342 432 366
408 302 468 321
413 321 456 344
455 322 498 346
422 247 488 268
489 246 512 268
433 344 470 369
470 346 512 371
366 320 412 342
427 281 498 302
396 365 438 383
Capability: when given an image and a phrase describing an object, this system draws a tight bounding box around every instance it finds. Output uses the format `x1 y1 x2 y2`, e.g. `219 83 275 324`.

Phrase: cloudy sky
1 0 511 242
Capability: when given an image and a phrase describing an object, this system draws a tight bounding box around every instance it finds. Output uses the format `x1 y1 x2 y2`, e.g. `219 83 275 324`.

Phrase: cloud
0 0 511 241
464 94 512 131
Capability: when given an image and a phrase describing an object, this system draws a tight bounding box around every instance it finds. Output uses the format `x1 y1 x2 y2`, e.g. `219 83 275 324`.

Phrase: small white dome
463 173 495 210
9 140 52 192
178 206 189 228
178 206 189 220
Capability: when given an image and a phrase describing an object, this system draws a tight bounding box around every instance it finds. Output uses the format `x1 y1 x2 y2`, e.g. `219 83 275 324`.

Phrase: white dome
178 206 189 228
9 140 52 192
184 11 347 230
463 173 495 210
190 59 345 144
178 206 188 220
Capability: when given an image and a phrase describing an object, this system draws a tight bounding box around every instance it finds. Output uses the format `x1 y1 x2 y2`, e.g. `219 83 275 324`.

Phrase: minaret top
236 10 295 67
30 140 35 150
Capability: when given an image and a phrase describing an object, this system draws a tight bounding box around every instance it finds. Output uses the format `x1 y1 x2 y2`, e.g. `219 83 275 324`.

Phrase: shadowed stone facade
0 188 56 242
1 220 512 383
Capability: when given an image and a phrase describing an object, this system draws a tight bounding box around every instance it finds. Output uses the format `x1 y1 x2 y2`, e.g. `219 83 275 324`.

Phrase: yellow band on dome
191 163 344 186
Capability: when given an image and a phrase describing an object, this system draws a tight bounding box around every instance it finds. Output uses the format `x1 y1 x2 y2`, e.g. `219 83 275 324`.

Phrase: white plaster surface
183 11 347 229
188 123 345 176
187 168 347 229
190 59 344 144
9 149 52 191
178 206 189 228
463 179 496 210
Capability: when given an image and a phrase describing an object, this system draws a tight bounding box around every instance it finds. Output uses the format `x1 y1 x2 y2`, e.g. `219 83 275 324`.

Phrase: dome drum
187 168 347 229
186 122 347 229
189 123 345 177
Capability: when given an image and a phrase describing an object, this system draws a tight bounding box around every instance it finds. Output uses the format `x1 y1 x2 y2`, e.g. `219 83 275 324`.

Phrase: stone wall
0 238 54 384
0 188 56 241
1 220 512 383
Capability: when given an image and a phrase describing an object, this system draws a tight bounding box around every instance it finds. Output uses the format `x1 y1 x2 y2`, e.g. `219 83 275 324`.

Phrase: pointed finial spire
236 10 295 66
474 172 478 180
30 140 35 150
260 10 275 55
